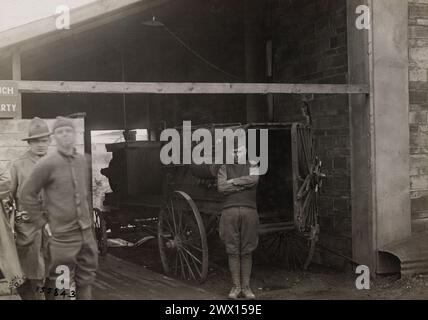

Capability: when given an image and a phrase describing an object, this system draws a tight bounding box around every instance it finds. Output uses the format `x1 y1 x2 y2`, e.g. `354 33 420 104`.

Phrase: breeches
219 207 259 255
47 228 98 288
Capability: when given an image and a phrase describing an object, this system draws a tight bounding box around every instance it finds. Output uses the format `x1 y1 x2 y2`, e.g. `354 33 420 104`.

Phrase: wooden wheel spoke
185 247 203 278
163 211 175 235
298 130 306 163
182 241 203 253
181 213 195 233
299 128 312 173
305 131 312 167
174 253 179 276
264 235 279 253
191 257 203 278
309 198 316 226
180 246 203 265
177 250 186 279
181 245 203 277
302 193 316 228
297 176 310 198
179 250 197 281
177 205 183 233
170 199 178 235
301 192 313 218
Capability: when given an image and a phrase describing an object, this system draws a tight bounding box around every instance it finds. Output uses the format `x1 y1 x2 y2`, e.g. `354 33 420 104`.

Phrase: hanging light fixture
142 16 242 81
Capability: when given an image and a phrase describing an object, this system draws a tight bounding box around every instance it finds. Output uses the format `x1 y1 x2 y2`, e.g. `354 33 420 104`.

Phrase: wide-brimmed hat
22 117 52 141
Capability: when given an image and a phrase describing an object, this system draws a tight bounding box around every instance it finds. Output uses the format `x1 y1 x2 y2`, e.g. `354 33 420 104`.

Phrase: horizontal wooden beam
16 81 369 95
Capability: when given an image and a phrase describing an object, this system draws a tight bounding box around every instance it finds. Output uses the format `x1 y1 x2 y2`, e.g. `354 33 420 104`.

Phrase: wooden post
244 0 267 122
348 0 411 274
12 49 22 119
370 0 411 274
347 0 376 272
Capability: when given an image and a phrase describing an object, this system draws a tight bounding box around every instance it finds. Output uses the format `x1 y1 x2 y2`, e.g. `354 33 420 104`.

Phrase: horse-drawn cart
96 122 324 283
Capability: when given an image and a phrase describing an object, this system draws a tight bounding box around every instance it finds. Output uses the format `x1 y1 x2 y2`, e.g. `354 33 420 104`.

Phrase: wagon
97 122 325 283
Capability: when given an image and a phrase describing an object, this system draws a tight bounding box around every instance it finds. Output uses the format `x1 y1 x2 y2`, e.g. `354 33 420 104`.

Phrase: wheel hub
166 236 182 249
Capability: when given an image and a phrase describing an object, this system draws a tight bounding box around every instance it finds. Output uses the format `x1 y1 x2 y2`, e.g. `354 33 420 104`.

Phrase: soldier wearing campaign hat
9 117 52 300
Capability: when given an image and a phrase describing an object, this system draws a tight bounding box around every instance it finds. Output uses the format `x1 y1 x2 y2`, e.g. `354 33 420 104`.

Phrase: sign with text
0 81 20 118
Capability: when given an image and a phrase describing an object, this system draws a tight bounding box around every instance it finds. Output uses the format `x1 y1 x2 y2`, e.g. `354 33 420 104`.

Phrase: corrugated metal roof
379 231 428 277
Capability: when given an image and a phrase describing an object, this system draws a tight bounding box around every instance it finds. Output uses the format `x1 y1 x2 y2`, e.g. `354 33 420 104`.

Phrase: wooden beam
12 49 22 118
16 81 369 94
12 51 21 81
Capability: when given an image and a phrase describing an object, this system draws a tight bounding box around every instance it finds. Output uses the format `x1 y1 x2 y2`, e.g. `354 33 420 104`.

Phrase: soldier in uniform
0 165 25 295
20 117 98 300
217 143 260 300
10 117 52 300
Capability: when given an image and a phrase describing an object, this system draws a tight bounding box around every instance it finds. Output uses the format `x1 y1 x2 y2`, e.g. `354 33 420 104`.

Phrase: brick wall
272 0 352 265
408 0 428 233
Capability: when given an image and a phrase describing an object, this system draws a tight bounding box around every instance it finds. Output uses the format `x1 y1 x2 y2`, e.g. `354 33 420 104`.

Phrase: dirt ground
107 237 428 300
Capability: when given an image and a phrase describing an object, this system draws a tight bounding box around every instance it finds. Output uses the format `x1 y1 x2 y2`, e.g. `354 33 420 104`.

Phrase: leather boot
241 254 255 300
17 280 33 300
30 279 46 300
227 255 241 299
44 279 56 300
42 278 51 300
16 279 44 300
77 284 92 300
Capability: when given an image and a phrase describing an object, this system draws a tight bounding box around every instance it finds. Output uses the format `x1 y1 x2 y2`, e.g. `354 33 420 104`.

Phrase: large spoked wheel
257 231 288 264
257 226 318 270
290 123 325 270
158 191 209 283
285 226 319 270
93 208 108 256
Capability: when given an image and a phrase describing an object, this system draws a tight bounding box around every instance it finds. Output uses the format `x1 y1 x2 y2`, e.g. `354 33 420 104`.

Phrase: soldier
20 117 98 300
10 117 51 300
217 143 260 300
0 165 24 294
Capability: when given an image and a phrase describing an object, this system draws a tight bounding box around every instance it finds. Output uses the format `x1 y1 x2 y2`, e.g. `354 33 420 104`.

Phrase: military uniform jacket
10 151 43 210
0 166 25 292
10 150 47 280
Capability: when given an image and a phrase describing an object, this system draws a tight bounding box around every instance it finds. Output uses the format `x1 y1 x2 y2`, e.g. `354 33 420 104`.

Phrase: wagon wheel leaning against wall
289 123 324 270
158 191 209 283
258 124 325 269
